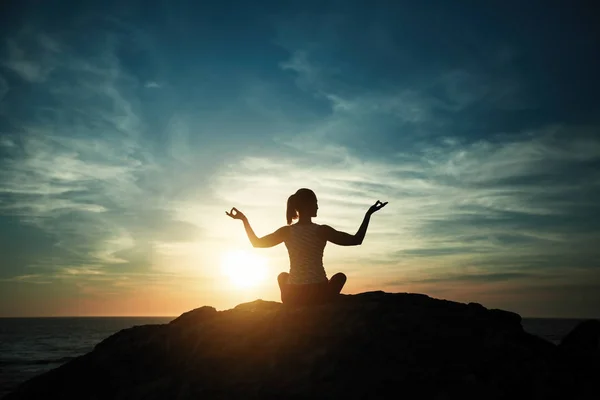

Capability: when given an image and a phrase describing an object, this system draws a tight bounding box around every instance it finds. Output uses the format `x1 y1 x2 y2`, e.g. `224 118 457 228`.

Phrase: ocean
0 317 172 397
0 317 588 398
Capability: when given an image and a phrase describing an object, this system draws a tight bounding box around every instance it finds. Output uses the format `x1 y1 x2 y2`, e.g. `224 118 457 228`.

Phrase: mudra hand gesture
225 207 247 221
367 200 388 215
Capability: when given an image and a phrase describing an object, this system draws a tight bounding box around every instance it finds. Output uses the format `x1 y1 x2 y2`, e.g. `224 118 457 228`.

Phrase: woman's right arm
242 219 289 248
226 207 289 248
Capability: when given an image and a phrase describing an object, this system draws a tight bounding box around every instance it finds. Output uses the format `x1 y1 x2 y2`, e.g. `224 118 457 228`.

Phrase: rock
559 319 600 355
554 319 600 398
3 292 599 400
169 306 217 327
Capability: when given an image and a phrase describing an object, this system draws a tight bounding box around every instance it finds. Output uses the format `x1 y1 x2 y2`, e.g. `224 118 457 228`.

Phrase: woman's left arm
353 200 388 244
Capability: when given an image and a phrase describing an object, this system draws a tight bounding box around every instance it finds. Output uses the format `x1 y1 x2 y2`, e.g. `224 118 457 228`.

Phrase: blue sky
1 0 599 317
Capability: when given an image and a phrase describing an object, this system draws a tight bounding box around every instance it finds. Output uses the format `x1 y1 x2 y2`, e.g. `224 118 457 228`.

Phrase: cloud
212 119 600 285
271 45 600 269
275 50 527 170
1 5 599 317
279 50 325 91
0 27 206 285
0 73 8 102
0 274 52 284
144 81 161 88
1 31 62 83
398 272 540 284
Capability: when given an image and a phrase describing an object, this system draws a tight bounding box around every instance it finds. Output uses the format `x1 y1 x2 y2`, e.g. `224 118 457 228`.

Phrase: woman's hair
286 188 316 225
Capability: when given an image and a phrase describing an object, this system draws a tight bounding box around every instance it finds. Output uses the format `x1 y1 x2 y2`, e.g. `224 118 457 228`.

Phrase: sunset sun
221 250 269 288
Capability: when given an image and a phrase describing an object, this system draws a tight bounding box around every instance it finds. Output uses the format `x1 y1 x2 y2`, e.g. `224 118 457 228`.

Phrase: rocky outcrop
559 319 600 355
3 292 599 399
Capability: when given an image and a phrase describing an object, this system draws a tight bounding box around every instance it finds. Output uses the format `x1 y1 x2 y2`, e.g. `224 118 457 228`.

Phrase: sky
0 0 598 318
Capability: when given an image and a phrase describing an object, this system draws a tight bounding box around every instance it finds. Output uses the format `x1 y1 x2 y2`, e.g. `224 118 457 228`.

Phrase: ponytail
286 188 316 224
286 194 298 225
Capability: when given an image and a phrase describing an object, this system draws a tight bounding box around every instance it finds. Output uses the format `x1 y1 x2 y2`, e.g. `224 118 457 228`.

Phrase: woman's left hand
367 200 388 215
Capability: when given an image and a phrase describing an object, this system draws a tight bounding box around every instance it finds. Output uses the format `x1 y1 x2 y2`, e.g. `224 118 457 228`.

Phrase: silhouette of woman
226 188 387 306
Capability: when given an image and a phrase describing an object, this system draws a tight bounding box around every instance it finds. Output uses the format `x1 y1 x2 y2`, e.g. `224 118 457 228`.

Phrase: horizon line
1 315 599 320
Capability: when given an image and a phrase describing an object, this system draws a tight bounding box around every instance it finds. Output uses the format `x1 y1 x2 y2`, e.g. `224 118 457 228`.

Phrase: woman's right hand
225 207 247 221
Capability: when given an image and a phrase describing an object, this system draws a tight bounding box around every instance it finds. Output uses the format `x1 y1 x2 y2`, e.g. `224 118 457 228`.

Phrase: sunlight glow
221 250 269 288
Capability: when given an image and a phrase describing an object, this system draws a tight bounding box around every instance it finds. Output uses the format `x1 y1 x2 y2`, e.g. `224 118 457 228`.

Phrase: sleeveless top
284 222 328 284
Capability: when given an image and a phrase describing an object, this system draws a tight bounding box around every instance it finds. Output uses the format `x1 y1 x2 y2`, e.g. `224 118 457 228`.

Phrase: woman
226 188 387 306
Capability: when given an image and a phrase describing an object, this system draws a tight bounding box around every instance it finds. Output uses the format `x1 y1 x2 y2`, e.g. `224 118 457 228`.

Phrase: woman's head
286 188 318 225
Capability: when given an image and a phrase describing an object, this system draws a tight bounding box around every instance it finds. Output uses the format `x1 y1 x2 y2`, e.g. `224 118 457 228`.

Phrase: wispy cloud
0 73 8 102
1 4 599 317
214 48 600 287
144 81 162 89
0 27 204 287
2 30 62 83
0 274 53 284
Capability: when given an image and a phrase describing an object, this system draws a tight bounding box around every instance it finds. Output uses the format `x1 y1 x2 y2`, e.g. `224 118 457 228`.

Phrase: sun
221 250 269 288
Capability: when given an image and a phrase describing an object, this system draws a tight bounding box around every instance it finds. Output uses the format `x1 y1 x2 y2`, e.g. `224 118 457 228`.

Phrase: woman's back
284 222 327 284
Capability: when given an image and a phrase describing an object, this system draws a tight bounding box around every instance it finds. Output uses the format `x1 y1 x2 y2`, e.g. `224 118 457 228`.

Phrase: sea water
0 317 172 397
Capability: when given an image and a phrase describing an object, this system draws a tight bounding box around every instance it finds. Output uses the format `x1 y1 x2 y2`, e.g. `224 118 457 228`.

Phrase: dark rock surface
3 291 599 399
